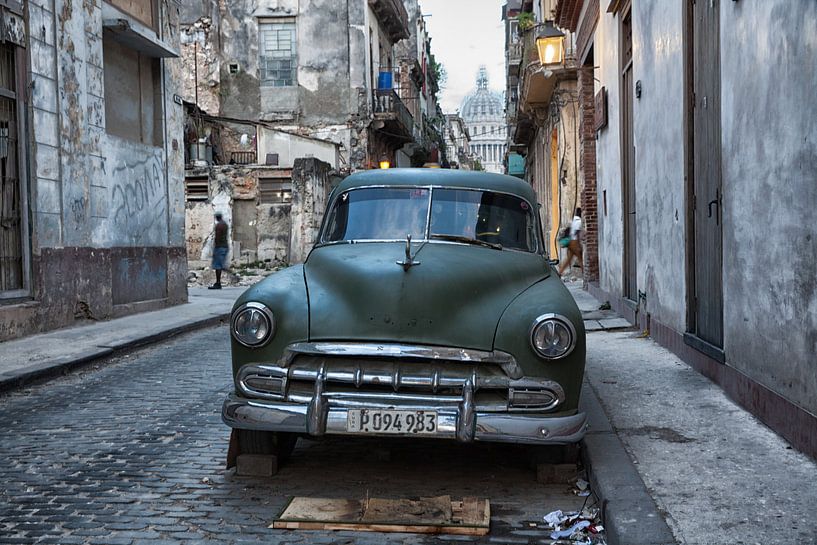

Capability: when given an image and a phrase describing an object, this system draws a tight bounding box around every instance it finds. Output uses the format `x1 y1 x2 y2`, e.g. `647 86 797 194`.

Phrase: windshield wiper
430 233 503 250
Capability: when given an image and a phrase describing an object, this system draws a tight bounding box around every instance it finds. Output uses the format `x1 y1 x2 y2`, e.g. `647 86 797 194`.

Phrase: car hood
303 242 550 351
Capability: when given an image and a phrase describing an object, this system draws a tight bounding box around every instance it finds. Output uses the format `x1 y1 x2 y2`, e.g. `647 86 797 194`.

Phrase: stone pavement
0 325 593 545
0 287 243 393
569 281 817 545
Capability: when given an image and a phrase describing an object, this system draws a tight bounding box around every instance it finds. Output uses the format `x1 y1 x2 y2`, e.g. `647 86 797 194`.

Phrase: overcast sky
421 0 506 114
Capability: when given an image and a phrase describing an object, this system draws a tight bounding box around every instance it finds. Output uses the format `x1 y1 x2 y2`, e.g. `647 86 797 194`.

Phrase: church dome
460 66 504 121
460 66 506 174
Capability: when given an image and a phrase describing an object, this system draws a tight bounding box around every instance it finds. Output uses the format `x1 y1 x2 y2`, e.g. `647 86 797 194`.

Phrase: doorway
620 4 637 300
685 0 724 356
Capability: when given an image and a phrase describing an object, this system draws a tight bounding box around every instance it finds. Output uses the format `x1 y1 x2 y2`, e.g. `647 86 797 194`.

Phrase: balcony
507 40 523 77
373 89 414 143
368 0 409 42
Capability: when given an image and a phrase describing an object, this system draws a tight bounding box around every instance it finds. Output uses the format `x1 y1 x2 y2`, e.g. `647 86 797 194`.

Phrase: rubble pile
187 262 281 288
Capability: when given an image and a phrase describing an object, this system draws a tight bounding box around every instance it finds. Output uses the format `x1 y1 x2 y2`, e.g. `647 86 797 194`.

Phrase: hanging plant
517 12 535 31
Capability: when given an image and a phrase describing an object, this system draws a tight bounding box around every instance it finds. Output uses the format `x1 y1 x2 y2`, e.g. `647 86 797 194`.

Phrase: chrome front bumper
222 393 587 445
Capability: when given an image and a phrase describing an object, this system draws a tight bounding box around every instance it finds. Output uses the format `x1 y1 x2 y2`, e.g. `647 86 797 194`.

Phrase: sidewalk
0 287 243 393
569 280 817 545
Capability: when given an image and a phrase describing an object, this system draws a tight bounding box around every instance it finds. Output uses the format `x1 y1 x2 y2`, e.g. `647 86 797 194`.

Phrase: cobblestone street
0 326 589 545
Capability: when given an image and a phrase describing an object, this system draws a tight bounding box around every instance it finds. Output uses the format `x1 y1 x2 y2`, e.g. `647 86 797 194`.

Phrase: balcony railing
230 151 256 165
507 41 523 65
373 88 414 138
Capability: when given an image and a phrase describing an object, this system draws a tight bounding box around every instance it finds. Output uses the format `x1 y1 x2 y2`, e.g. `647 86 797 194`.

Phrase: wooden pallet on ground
271 495 490 535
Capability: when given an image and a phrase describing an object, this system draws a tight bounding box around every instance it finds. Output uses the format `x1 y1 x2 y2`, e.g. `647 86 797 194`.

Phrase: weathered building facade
394 0 445 167
179 0 446 270
505 0 582 260
185 157 335 269
181 0 439 172
0 0 185 341
442 114 473 170
558 0 817 458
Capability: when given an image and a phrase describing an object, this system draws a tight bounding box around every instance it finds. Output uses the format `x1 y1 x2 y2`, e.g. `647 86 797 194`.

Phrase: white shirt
570 216 582 240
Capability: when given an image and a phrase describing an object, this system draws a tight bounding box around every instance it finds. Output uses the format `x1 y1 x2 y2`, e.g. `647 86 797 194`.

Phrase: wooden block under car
271 495 490 535
236 454 277 477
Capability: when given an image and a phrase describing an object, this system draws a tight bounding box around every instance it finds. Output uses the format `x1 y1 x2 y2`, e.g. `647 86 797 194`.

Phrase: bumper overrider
222 342 587 445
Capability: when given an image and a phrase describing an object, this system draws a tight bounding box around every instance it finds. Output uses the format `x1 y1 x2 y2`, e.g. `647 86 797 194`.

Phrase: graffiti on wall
111 155 167 241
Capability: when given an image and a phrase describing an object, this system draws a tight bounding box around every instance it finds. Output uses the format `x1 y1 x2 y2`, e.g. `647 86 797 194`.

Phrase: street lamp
536 22 565 66
379 154 391 169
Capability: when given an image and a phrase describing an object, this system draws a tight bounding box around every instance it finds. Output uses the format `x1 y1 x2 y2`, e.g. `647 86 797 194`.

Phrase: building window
259 177 292 204
259 20 297 87
184 176 209 202
103 31 163 146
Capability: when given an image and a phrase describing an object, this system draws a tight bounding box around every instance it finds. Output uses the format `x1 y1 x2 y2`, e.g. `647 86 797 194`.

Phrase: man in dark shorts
209 212 229 289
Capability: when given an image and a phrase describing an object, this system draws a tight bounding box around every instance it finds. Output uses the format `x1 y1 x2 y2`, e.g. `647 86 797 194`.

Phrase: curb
580 383 677 545
0 313 229 395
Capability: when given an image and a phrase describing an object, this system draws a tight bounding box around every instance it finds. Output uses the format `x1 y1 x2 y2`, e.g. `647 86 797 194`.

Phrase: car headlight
231 302 274 348
530 313 577 359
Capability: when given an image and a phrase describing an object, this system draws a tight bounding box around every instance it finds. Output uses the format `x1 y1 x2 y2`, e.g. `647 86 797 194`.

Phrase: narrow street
0 326 590 545
1 1 815 544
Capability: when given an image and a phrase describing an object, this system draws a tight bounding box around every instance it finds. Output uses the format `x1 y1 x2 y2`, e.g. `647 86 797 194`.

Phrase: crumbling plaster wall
185 160 335 270
211 0 371 171
10 0 187 340
289 158 333 263
180 15 221 115
720 0 817 415
218 0 353 125
186 165 294 268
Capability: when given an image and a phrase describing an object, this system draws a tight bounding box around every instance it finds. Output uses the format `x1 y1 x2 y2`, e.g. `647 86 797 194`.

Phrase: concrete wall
0 0 186 341
591 0 817 417
720 1 817 414
631 1 686 332
593 8 623 297
257 127 339 168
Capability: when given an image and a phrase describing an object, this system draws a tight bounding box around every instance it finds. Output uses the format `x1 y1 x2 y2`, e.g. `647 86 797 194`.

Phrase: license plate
346 409 438 434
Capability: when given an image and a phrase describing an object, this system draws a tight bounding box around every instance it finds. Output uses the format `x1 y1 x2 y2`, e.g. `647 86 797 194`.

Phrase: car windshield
321 186 540 253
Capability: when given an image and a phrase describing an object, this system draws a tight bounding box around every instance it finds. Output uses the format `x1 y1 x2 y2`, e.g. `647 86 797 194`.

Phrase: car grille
236 343 564 412
285 355 511 410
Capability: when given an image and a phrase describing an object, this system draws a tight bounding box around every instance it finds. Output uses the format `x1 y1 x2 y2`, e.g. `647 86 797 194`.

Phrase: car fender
230 265 309 376
493 274 586 411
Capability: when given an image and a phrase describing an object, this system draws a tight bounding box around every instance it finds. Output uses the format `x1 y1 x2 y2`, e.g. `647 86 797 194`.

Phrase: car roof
334 168 538 204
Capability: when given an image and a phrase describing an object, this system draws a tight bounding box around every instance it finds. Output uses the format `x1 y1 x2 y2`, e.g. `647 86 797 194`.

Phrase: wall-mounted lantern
536 22 565 66
379 154 391 169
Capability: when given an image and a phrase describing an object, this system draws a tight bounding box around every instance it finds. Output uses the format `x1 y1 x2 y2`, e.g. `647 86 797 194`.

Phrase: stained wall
0 0 186 341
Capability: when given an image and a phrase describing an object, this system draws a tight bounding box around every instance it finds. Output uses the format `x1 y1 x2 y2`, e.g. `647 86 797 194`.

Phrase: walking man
558 207 583 277
209 212 229 290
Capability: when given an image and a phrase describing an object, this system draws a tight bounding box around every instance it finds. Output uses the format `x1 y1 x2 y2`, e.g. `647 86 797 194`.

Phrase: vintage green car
222 168 586 460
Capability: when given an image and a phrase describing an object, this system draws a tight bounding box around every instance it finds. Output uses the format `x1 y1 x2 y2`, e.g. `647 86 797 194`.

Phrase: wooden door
621 6 637 300
690 0 724 349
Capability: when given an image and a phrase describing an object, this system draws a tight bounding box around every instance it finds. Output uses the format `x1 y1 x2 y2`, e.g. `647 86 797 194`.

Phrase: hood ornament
396 234 421 271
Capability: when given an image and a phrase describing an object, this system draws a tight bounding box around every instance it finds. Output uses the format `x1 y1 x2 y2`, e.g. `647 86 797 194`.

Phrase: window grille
259 20 297 87
185 176 209 202
258 178 292 204
0 44 22 292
